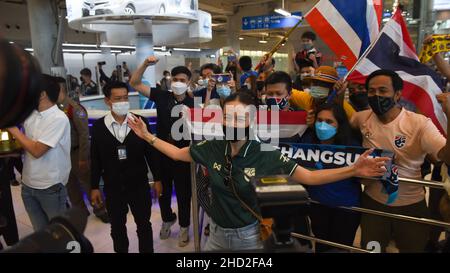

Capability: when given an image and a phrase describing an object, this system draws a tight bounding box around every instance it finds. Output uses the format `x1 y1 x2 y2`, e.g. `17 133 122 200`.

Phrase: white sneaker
178 227 190 247
160 219 176 240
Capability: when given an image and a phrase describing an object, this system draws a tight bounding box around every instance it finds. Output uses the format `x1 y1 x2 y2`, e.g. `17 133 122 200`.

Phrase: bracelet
149 135 157 145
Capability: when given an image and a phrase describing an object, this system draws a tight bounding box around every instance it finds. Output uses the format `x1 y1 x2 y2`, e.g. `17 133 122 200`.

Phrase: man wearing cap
289 66 356 126
54 76 109 223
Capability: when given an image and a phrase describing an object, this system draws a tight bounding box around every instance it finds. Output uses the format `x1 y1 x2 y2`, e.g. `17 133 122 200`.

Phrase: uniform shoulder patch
75 108 87 119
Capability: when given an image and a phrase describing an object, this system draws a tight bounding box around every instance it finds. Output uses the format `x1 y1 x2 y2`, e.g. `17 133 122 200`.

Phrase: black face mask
222 125 250 143
368 95 396 116
350 93 369 111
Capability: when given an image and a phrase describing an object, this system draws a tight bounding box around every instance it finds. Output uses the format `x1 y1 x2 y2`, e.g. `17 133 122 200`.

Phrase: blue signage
242 11 302 30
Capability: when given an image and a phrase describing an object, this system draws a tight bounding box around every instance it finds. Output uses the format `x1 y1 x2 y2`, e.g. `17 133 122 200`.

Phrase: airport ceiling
0 0 304 28
0 0 307 42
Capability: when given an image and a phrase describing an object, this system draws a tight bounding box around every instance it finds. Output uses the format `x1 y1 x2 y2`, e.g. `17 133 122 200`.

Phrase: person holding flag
350 69 450 252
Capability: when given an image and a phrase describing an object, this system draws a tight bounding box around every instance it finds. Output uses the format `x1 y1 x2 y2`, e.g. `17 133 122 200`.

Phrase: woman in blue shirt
305 102 362 252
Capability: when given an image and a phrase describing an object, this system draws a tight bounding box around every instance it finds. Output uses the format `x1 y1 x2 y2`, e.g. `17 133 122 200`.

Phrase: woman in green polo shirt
128 92 389 251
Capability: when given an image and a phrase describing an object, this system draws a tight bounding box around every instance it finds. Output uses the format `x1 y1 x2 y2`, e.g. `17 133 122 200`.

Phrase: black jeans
309 203 361 252
361 192 430 253
105 182 153 253
159 155 192 228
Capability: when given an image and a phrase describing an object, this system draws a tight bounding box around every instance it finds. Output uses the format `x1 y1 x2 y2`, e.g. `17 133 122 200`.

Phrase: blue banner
242 12 302 30
278 143 399 204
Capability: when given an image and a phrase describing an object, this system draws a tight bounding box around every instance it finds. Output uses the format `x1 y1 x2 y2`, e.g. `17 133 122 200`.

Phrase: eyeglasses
223 155 233 187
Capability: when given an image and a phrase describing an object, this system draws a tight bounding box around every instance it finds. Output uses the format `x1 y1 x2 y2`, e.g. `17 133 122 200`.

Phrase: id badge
117 145 127 161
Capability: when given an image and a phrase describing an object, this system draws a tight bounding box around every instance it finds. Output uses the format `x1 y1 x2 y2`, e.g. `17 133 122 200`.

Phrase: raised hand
128 114 152 140
144 56 159 66
306 110 315 127
436 93 450 116
333 79 348 96
353 149 389 178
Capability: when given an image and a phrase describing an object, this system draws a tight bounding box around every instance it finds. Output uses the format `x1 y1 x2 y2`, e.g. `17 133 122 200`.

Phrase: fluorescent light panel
63 49 102 53
63 43 98 48
274 8 291 17
173 47 201 52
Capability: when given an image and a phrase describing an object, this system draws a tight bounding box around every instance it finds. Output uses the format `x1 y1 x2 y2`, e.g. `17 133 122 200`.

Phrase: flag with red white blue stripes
305 0 382 69
348 9 447 135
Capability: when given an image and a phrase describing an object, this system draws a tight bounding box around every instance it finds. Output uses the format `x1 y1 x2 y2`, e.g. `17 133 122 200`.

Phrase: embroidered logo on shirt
213 162 221 171
394 135 406 148
279 154 291 163
243 168 256 182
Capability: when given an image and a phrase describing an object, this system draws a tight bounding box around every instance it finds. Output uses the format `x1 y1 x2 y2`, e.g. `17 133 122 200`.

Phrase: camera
251 175 311 252
2 208 93 253
98 61 106 66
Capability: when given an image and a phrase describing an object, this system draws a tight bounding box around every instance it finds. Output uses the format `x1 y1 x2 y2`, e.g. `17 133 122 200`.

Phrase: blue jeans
204 220 263 252
21 183 68 231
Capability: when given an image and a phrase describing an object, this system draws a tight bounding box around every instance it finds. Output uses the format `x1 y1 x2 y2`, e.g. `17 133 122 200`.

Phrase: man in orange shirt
350 69 450 252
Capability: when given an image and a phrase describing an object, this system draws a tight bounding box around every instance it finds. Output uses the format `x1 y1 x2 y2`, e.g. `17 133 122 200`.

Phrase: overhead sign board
242 11 302 30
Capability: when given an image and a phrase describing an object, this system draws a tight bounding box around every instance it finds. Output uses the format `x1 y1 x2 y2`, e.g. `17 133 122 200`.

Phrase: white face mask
165 76 171 80
171 81 188 95
309 85 330 99
112 101 130 116
198 79 208 87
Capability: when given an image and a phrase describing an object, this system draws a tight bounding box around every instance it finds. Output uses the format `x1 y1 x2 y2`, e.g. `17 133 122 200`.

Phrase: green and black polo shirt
190 140 298 229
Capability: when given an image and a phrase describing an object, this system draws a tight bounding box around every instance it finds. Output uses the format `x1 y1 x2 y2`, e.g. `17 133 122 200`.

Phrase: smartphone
211 74 231 84
227 55 237 63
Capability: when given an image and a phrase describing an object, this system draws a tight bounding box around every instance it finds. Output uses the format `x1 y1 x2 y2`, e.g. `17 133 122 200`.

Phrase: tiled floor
2 181 445 253
3 184 197 253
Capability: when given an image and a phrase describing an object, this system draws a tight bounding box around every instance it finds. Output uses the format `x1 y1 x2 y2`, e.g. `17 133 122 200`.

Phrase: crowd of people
1 31 450 253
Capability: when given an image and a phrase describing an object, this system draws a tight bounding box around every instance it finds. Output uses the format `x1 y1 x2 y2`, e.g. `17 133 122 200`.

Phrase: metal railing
290 233 372 253
190 168 450 252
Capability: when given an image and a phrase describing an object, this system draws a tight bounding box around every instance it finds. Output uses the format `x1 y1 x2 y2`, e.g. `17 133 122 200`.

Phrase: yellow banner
419 34 450 63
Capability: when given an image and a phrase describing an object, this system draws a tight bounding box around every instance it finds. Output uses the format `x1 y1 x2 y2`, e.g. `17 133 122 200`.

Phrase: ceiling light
63 43 98 48
275 0 291 17
63 49 102 53
100 44 135 50
274 8 291 17
239 37 244 40
173 47 201 52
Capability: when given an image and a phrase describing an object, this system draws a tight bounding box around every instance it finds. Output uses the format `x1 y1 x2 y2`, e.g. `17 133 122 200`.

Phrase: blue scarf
277 143 399 205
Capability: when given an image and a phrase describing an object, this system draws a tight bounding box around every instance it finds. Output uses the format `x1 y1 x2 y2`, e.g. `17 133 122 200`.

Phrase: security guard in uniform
54 77 109 223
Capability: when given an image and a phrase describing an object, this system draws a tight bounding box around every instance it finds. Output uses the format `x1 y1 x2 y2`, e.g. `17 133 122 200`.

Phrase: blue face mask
315 121 337 141
265 96 289 110
216 85 231 98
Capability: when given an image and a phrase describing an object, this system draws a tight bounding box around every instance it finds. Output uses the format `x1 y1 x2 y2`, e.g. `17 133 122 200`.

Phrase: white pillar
134 19 155 109
27 0 64 74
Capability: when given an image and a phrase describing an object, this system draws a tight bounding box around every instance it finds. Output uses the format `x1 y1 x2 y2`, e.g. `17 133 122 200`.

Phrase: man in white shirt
90 81 162 253
7 74 71 231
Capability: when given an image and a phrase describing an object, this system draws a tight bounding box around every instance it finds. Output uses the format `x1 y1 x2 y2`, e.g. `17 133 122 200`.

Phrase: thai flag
348 9 447 135
184 108 308 140
305 0 382 69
